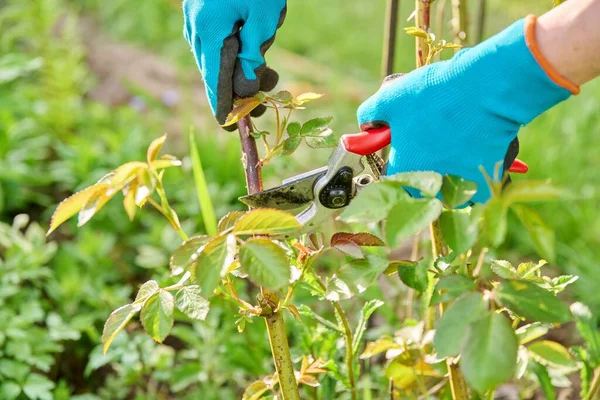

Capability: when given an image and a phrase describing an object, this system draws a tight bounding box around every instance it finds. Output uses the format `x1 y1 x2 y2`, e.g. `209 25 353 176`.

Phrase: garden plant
35 0 600 399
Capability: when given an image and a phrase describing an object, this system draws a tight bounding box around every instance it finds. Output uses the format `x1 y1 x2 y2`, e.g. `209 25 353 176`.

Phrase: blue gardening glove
183 0 287 127
358 16 578 204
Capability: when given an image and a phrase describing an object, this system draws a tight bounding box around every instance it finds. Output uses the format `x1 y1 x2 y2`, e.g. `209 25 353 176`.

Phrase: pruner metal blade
239 167 327 210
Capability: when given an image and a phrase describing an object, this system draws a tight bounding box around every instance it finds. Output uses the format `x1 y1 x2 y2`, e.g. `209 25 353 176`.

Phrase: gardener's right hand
183 0 287 126
358 16 579 204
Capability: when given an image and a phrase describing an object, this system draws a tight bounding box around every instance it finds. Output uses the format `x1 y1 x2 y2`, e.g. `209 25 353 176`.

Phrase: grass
79 0 600 304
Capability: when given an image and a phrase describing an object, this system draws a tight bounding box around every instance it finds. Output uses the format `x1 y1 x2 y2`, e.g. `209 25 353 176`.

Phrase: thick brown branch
237 115 263 195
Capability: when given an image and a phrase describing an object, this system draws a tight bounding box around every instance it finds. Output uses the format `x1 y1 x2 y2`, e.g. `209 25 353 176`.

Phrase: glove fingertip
260 67 279 92
250 104 267 118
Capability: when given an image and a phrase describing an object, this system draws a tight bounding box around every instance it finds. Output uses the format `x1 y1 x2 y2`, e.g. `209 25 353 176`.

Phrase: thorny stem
237 115 300 400
415 0 469 396
589 368 600 400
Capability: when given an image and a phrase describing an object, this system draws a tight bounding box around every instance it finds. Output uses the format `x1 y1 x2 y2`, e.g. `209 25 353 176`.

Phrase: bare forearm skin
537 0 600 87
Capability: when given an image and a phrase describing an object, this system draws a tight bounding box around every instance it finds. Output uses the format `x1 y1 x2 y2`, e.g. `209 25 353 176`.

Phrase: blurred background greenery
0 0 598 398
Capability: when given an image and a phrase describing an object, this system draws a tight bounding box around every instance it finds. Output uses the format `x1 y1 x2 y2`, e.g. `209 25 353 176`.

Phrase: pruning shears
239 127 528 235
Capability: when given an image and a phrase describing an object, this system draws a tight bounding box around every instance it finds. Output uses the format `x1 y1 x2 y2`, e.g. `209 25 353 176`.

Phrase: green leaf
294 92 324 105
434 293 487 358
550 275 578 292
135 280 160 303
528 340 577 368
396 260 428 293
339 182 409 223
441 175 478 208
404 26 430 39
571 302 600 366
102 304 137 353
270 90 293 103
516 260 548 279
512 205 556 262
482 198 508 247
141 290 175 343
282 136 302 156
170 235 211 276
233 209 301 236
47 184 108 234
496 280 572 323
503 181 568 204
0 381 21 400
287 122 301 137
386 198 443 246
430 275 476 305
439 211 478 254
352 299 384 354
305 129 338 149
516 322 552 345
23 373 55 400
194 234 236 297
189 130 218 236
239 238 290 290
384 171 443 197
460 312 518 393
218 211 245 233
300 116 333 136
491 260 519 279
529 362 557 400
175 285 210 321
326 255 389 301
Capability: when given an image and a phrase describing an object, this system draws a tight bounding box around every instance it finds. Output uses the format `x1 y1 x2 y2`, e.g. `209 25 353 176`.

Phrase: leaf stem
237 115 300 400
147 197 188 241
313 276 357 399
589 368 600 400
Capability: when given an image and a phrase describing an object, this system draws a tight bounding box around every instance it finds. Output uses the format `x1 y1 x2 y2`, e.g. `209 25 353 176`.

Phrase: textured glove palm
358 18 572 204
183 0 287 126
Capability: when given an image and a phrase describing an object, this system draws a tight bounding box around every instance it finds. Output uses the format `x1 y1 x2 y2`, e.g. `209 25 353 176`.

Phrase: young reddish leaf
175 285 210 321
218 211 245 233
233 209 301 236
495 280 572 323
332 240 363 258
194 234 236 296
239 238 290 290
141 290 174 343
102 304 138 354
147 134 167 164
460 312 518 393
222 97 263 127
47 184 109 235
135 280 159 303
330 232 385 247
170 235 211 276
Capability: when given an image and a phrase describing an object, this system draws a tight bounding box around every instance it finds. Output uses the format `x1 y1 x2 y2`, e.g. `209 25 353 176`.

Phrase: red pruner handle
341 126 391 156
509 159 529 174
